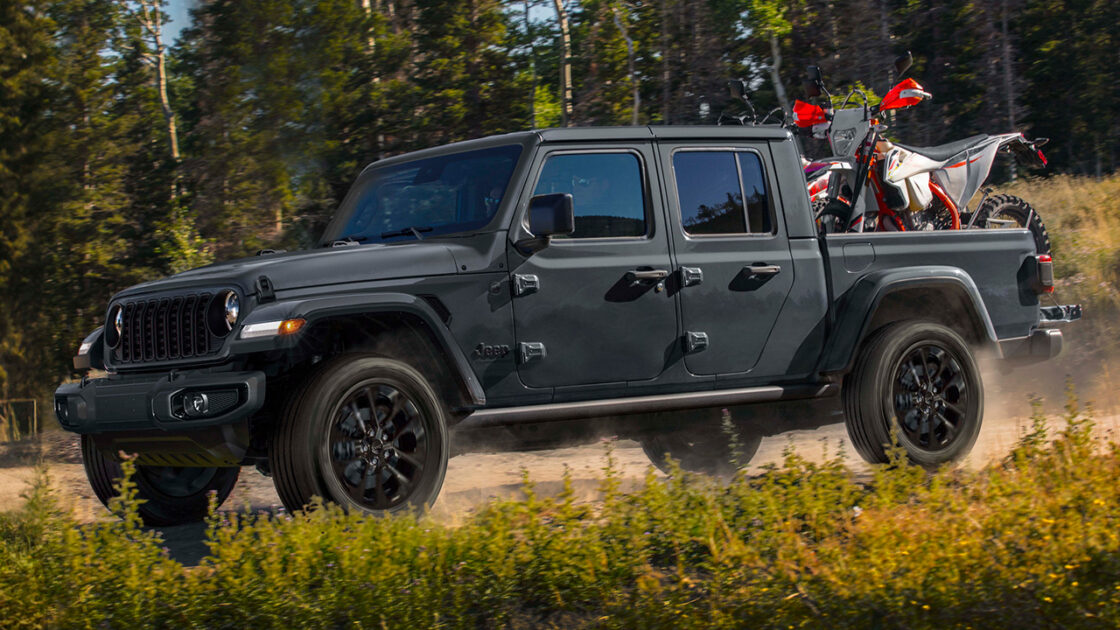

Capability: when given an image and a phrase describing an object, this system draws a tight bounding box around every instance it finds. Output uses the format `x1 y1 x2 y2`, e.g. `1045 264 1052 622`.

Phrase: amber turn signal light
278 318 306 335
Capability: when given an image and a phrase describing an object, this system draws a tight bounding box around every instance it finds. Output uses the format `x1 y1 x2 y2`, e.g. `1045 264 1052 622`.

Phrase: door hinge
680 266 703 287
513 273 540 296
519 341 547 364
683 331 709 354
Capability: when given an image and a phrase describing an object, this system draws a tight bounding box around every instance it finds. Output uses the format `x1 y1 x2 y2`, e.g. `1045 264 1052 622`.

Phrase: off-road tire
81 435 239 526
843 321 983 468
270 354 449 515
973 194 1051 255
641 422 762 478
814 198 854 235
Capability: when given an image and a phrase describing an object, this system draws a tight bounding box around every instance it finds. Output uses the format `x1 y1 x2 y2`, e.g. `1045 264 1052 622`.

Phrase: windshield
330 144 523 243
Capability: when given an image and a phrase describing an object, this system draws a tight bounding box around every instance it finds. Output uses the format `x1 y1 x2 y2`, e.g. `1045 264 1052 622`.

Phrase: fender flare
230 292 485 406
819 266 998 374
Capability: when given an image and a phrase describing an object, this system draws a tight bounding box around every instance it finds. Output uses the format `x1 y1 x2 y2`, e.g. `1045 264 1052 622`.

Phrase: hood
113 241 461 300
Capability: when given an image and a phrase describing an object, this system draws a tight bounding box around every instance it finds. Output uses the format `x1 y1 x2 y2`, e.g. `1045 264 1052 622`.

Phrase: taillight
1037 149 1048 167
1034 254 1054 294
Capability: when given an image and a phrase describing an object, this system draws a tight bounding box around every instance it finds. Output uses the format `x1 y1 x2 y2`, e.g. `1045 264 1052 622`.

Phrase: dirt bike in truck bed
56 125 1080 525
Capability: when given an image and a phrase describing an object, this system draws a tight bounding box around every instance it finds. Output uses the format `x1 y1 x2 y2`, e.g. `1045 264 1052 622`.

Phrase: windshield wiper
380 226 433 240
329 235 368 247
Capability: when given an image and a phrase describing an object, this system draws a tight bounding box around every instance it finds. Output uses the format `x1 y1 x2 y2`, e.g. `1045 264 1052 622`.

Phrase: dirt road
1 362 1115 563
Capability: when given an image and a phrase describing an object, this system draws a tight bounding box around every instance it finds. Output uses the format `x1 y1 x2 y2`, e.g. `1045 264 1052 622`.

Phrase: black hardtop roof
362 125 791 173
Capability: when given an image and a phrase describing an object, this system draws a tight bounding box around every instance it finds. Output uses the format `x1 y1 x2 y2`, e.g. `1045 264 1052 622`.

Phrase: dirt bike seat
895 134 990 161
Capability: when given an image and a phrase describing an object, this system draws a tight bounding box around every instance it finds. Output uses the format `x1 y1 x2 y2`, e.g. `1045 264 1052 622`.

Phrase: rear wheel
843 321 983 468
270 355 449 515
81 435 239 526
971 194 1051 255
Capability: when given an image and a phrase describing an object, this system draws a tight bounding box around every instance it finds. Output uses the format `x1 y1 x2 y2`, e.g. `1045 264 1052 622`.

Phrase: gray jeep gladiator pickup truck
55 125 1079 525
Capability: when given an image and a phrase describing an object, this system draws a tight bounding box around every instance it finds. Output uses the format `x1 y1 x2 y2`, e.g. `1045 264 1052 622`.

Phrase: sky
164 0 194 44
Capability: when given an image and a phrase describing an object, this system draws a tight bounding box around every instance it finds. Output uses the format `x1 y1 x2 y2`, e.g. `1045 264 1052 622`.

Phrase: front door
660 143 796 377
509 144 678 389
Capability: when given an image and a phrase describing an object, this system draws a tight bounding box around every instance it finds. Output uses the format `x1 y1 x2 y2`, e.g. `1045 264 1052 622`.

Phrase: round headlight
223 292 240 329
106 305 123 348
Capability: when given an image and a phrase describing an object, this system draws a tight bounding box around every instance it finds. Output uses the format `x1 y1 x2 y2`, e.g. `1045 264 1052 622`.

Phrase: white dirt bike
794 53 1052 254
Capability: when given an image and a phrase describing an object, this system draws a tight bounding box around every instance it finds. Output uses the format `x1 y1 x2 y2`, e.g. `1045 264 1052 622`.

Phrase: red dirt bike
792 54 1052 254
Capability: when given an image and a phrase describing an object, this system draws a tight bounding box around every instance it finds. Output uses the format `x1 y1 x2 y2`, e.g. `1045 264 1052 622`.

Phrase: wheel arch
233 292 485 410
820 267 998 375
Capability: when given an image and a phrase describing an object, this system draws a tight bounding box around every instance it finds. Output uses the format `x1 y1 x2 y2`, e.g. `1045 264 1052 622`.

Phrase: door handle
745 264 782 276
626 269 670 284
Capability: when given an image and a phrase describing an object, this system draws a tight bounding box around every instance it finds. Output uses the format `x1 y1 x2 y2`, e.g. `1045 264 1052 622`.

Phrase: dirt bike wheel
972 194 1052 255
814 198 852 235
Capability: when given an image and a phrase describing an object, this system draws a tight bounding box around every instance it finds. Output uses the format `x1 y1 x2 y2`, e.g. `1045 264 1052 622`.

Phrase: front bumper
54 369 265 434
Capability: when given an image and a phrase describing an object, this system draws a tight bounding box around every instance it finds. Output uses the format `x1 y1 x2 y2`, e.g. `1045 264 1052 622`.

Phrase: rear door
508 143 678 389
659 143 795 376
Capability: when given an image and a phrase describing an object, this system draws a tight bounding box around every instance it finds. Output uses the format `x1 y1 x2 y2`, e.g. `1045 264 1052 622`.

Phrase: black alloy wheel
271 355 449 515
322 382 434 511
889 343 971 453
843 321 983 468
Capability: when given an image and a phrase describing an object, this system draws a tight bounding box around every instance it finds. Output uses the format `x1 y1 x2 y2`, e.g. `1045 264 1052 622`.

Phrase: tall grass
1002 175 1120 347
3 388 1120 628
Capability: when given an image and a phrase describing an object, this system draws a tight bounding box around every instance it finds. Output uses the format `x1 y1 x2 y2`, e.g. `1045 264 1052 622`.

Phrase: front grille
115 293 217 365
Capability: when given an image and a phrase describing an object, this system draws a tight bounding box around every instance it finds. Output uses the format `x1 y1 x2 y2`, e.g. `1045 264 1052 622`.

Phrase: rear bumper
998 328 1063 364
997 304 1080 365
54 369 265 434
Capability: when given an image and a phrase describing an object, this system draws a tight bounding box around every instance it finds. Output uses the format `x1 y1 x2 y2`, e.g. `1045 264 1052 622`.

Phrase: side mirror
894 51 913 77
528 193 574 238
727 79 748 100
807 65 823 83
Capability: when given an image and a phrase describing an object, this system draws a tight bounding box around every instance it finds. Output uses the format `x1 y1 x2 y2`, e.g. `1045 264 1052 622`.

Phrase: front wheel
842 321 983 468
270 355 449 515
970 194 1051 255
814 198 854 235
81 435 240 526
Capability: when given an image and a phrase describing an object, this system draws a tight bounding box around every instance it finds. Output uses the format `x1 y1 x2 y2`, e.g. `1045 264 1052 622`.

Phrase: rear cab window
672 149 775 236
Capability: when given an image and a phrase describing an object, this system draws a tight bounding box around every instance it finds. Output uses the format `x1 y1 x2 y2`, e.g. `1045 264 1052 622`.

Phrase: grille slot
114 292 219 366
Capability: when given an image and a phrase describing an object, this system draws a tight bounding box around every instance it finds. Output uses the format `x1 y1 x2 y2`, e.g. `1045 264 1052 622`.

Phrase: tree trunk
767 34 790 116
553 0 573 127
611 6 639 125
659 0 670 123
526 0 536 128
155 51 179 162
1000 0 1018 180
127 1 181 191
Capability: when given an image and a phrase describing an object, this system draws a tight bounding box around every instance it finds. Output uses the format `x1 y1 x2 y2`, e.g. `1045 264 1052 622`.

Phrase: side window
673 149 775 236
673 152 745 235
738 152 774 234
532 152 646 238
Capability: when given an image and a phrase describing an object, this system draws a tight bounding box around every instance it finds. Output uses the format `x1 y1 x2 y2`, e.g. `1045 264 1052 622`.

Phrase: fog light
54 398 69 424
184 392 209 418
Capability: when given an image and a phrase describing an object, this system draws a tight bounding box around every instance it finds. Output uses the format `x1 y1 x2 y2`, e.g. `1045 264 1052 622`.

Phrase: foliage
1 0 1118 401
4 394 1120 628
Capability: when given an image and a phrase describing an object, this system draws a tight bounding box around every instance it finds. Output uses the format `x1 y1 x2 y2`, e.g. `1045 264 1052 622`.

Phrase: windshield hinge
256 275 276 303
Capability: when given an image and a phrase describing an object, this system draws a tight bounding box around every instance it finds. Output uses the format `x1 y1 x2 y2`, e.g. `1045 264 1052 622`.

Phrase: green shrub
4 392 1120 628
